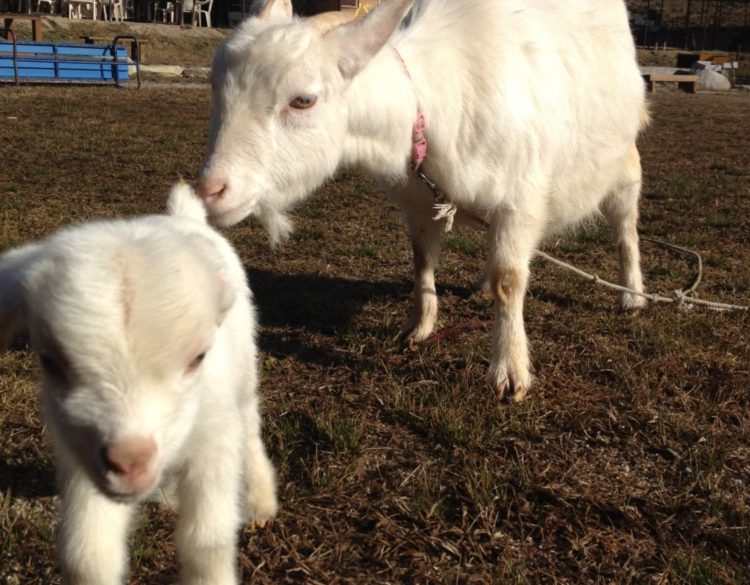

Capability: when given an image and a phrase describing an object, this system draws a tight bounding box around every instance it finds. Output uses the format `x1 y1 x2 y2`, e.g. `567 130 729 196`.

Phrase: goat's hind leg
601 144 646 310
391 175 443 342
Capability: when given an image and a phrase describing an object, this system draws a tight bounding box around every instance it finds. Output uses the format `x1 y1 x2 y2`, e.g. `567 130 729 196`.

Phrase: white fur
198 0 648 401
0 184 277 584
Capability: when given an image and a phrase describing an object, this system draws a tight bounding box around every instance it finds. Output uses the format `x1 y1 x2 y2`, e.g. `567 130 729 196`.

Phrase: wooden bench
80 35 148 62
0 12 42 42
643 73 699 93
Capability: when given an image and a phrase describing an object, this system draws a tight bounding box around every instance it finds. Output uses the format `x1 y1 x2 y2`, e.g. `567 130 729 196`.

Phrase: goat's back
394 0 644 222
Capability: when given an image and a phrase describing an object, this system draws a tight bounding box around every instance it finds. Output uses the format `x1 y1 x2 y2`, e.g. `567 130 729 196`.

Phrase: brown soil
1 33 749 585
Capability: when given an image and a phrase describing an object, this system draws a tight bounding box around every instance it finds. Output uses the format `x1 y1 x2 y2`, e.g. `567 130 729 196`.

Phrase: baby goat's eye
289 95 317 110
186 352 207 374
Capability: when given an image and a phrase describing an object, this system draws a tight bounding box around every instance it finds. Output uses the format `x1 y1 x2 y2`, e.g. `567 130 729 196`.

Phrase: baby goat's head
0 206 235 502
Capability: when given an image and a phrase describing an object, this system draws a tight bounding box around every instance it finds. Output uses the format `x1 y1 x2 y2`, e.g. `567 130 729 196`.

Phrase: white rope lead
432 203 457 232
534 245 748 313
420 177 747 313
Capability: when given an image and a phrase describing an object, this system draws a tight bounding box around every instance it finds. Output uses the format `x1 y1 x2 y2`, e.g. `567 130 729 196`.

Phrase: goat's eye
187 352 207 373
289 95 317 110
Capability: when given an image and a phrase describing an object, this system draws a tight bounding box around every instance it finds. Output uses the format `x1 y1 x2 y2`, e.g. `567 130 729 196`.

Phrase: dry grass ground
1 60 750 585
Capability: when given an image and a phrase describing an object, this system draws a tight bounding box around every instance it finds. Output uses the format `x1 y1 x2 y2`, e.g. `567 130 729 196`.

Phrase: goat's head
198 0 414 243
0 218 236 502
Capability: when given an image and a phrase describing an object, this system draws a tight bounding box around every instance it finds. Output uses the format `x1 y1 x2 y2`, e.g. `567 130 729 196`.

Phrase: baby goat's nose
103 436 156 477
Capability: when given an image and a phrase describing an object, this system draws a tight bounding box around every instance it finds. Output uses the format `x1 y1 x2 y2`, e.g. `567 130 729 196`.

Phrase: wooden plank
79 35 148 61
642 73 699 93
646 74 699 83
0 13 42 42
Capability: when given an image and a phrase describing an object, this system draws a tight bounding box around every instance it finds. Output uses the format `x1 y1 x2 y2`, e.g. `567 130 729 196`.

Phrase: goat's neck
342 47 420 180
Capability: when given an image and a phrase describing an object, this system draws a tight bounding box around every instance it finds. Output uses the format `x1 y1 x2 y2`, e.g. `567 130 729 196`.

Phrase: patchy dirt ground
1 79 749 584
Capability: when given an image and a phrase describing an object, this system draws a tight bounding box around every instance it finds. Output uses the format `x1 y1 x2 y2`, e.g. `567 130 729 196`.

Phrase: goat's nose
197 173 228 202
102 436 157 477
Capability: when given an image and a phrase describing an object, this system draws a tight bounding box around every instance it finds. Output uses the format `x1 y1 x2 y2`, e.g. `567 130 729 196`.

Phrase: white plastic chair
192 0 212 27
67 0 97 19
99 0 124 21
153 0 175 22
35 0 58 13
180 0 193 24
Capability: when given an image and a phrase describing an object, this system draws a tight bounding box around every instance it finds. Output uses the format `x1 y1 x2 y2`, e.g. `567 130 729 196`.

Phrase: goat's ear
325 0 414 80
187 234 237 326
167 181 208 224
258 0 292 21
0 243 42 350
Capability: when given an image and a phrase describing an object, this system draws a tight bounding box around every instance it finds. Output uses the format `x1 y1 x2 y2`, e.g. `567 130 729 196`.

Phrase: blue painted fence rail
0 40 130 84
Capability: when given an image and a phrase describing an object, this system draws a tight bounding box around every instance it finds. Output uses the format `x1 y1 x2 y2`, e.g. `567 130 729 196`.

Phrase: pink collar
393 48 427 171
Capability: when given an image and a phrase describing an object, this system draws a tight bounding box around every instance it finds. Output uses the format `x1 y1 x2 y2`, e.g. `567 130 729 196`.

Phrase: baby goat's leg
57 465 134 585
176 415 243 585
601 144 646 310
241 391 277 526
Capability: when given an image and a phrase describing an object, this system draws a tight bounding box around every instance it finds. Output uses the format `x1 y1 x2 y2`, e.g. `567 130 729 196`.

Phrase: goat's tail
166 181 208 224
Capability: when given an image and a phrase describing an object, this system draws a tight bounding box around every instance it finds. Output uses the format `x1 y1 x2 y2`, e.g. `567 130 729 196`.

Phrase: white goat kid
198 0 648 402
0 185 277 585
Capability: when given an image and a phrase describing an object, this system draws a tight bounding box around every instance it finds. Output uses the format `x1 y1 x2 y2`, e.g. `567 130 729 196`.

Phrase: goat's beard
258 205 294 248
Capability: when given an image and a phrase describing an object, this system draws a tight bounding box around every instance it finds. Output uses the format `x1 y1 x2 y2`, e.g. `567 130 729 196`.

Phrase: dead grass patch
0 83 749 584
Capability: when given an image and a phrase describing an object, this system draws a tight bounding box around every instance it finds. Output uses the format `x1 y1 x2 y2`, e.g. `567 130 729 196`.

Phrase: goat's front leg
57 464 135 585
390 176 444 342
176 416 243 585
486 211 544 403
241 389 278 527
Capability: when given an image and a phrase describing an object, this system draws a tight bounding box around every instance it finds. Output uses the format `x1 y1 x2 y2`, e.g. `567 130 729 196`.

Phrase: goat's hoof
619 292 647 311
399 320 434 344
472 274 493 299
495 379 528 403
491 362 532 404
248 519 270 530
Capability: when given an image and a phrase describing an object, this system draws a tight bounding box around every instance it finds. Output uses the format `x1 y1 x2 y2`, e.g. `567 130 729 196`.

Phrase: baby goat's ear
215 273 236 326
185 233 236 327
0 243 43 350
167 181 208 224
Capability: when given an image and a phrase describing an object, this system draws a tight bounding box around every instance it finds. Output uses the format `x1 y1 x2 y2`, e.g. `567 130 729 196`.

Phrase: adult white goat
198 0 648 402
0 184 277 584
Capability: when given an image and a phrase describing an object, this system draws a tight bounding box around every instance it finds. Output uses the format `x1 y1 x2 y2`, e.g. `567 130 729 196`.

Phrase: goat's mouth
96 466 161 503
207 193 259 227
